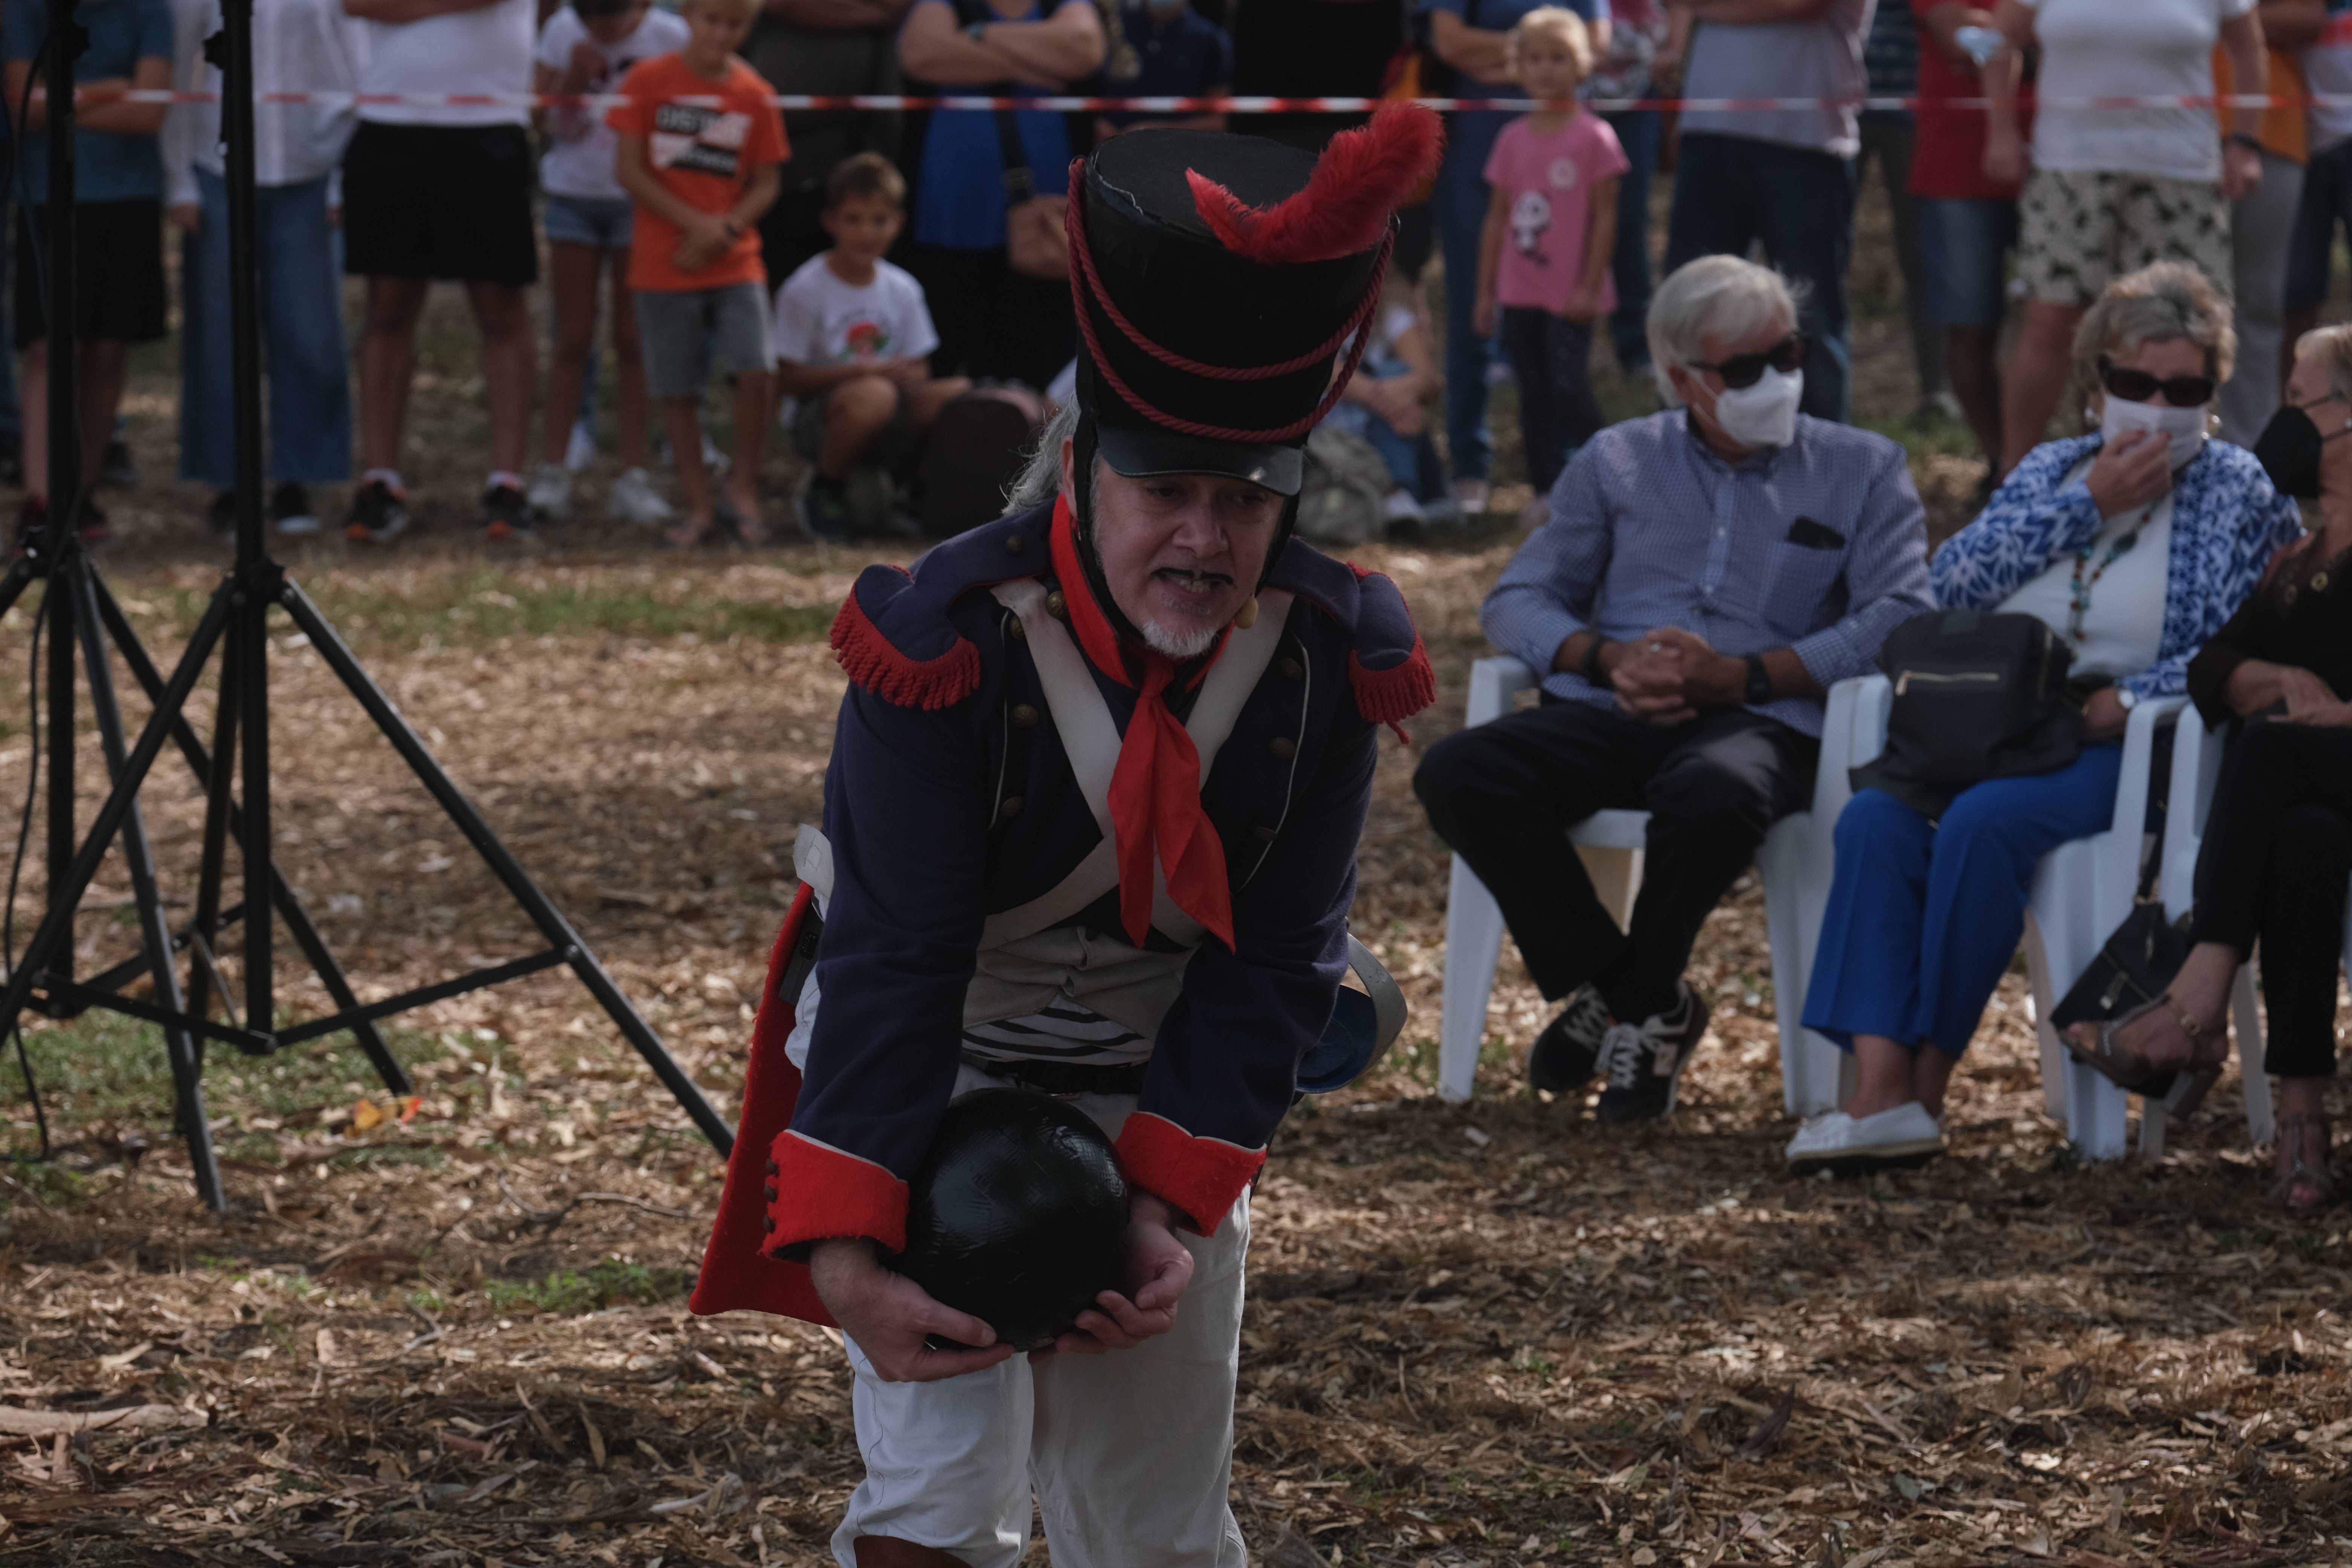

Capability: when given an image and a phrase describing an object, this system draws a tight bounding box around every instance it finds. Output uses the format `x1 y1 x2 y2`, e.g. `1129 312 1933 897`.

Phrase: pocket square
1786 516 1845 550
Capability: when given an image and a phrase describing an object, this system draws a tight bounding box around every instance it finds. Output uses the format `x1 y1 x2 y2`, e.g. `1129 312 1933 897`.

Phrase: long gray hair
1005 400 1081 514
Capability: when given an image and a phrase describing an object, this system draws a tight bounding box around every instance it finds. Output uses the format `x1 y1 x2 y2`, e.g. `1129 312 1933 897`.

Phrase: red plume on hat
1184 103 1445 265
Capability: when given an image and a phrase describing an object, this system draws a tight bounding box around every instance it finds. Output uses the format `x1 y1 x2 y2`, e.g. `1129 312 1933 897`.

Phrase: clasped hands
1601 627 1747 726
808 1190 1196 1384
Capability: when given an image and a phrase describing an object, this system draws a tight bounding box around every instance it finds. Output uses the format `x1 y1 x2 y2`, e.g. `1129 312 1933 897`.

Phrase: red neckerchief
1049 496 1236 951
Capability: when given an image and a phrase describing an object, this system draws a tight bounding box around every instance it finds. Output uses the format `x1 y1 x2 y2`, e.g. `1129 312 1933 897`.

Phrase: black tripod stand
0 0 732 1210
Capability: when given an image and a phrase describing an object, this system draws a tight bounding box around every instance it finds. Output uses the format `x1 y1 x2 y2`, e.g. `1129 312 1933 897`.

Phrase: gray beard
1139 618 1224 660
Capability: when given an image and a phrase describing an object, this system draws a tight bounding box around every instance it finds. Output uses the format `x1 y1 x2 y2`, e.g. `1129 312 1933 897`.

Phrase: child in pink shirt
1473 6 1627 519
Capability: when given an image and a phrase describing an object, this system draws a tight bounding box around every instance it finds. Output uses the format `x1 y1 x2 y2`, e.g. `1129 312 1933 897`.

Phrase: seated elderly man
1414 255 1933 1123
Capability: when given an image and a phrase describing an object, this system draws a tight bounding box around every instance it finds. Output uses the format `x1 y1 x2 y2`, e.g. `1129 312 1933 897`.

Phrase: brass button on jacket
1268 736 1297 761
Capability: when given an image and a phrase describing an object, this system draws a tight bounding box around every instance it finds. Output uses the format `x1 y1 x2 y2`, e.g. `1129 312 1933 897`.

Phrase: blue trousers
178 168 351 488
1802 746 2123 1058
1434 110 1509 484
1600 108 1660 375
1664 132 1855 424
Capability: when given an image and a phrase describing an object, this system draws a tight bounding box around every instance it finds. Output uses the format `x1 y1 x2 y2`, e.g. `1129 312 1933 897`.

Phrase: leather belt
963 1052 1148 1097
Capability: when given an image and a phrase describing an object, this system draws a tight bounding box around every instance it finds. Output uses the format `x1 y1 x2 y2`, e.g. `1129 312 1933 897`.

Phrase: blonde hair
1507 7 1592 81
2072 261 2236 408
683 0 758 20
2294 322 2352 405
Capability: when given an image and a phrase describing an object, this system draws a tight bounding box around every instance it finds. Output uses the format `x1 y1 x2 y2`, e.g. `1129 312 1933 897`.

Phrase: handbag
991 104 1069 282
1850 608 2083 818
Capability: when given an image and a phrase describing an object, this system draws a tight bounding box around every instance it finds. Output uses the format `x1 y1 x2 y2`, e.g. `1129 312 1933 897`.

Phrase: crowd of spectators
0 0 2339 547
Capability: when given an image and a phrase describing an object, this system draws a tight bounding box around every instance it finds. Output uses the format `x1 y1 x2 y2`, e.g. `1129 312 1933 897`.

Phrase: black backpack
1851 609 2083 819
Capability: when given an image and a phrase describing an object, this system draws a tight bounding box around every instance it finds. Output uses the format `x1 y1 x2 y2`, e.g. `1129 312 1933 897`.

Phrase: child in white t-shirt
526 0 690 526
772 152 968 540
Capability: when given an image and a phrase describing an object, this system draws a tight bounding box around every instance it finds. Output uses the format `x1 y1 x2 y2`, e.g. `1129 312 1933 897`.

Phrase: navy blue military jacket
766 500 1432 1250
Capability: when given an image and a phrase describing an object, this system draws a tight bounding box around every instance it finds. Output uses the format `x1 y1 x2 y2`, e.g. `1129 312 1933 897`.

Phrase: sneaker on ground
208 489 239 535
1382 488 1424 524
798 476 851 543
75 499 111 548
1527 983 1612 1096
345 479 410 545
480 482 534 541
1453 477 1491 514
270 482 320 536
100 435 139 489
565 418 597 474
607 466 673 525
1784 1102 1945 1176
1592 982 1711 1125
525 461 572 521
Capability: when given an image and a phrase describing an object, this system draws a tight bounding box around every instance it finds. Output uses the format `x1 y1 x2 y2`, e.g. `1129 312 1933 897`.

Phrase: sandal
2063 994 2196 1092
2270 1116 2337 1213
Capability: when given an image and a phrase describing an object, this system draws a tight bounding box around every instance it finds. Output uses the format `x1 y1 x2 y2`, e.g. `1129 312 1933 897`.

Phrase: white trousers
830 1066 1250 1568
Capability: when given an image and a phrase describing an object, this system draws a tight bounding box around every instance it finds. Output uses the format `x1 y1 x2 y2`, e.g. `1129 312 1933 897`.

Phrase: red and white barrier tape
93 88 2349 113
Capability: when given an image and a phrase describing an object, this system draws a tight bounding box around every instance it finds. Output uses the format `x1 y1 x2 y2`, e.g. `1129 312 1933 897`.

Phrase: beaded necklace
2066 510 2146 644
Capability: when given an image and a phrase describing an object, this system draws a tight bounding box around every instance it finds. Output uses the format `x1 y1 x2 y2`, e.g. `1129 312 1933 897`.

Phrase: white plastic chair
1825 675 2269 1161
1434 656 1854 1113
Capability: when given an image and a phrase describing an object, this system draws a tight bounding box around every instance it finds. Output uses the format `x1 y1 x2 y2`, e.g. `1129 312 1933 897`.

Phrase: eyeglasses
2099 357 2216 408
1687 334 1808 390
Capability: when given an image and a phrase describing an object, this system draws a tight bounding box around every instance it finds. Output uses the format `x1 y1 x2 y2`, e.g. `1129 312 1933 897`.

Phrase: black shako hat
1068 106 1444 497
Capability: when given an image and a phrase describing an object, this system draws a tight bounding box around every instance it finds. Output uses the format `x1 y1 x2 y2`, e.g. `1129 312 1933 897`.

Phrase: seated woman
1788 262 2303 1173
2064 324 2352 1211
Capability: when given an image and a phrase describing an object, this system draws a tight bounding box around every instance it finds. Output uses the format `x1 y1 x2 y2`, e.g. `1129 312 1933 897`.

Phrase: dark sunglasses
1688 334 1808 390
2099 357 2216 408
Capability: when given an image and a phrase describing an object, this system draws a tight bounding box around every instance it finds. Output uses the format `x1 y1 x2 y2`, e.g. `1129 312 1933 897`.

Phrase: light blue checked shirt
1481 410 1934 738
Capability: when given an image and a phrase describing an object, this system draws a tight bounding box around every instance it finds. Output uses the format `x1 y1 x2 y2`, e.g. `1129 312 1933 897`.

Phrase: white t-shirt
358 0 537 127
534 5 690 199
2021 0 2257 183
1996 462 2174 680
2304 11 2352 156
772 254 942 414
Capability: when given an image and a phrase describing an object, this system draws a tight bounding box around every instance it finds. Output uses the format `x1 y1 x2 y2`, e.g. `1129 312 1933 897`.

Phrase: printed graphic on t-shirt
1510 190 1552 265
651 103 752 176
836 318 893 360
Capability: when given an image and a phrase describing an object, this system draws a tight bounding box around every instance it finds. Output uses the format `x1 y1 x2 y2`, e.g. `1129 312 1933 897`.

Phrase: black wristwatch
1580 636 1610 684
1743 652 1772 704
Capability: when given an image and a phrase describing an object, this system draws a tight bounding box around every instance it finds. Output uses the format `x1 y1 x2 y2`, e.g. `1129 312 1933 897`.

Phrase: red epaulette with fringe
830 566 984 710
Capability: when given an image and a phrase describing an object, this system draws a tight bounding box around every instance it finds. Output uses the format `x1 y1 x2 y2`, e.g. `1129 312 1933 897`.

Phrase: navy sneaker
1593 983 1711 1125
1527 984 1612 1096
345 479 410 545
480 482 534 542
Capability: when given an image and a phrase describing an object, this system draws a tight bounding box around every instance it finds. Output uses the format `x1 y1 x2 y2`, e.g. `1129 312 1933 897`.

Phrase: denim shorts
543 192 635 250
633 281 773 399
1917 196 2018 328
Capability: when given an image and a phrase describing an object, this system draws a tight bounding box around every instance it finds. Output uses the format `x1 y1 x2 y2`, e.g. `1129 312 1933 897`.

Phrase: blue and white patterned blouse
1930 434 2303 701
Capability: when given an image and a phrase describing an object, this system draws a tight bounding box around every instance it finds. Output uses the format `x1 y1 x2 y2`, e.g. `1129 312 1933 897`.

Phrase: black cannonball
891 1088 1130 1350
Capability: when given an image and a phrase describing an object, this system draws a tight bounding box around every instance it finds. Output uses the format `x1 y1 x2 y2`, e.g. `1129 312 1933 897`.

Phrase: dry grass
1 203 2349 1568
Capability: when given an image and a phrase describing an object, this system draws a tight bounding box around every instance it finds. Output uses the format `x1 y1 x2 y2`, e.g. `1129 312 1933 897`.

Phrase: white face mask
1704 368 1804 451
2099 393 2208 470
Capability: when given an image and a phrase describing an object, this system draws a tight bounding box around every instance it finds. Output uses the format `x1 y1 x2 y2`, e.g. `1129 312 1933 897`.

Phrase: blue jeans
1600 108 1660 374
1435 110 1509 484
178 168 351 487
1801 746 2124 1059
1664 132 1856 424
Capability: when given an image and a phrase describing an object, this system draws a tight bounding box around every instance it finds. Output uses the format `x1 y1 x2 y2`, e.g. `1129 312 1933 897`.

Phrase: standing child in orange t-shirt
609 0 787 545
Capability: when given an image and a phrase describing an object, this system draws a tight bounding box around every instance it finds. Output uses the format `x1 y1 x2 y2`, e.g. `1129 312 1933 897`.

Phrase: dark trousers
2190 721 2352 1078
1600 107 1660 374
1500 307 1603 499
1415 698 1818 1021
1664 132 1856 423
903 240 1074 393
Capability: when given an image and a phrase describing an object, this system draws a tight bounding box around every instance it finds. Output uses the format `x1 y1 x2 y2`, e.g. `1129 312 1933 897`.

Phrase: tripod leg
0 584 234 1053
46 563 74 985
279 581 734 1156
91 573 406 1093
185 626 239 1038
65 562 224 1211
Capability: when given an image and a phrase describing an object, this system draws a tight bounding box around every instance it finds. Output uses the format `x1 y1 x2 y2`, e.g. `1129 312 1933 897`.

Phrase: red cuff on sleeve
1114 1112 1265 1237
767 1130 910 1256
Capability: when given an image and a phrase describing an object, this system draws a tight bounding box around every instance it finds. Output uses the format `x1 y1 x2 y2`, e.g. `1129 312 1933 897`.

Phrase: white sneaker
525 461 572 521
1381 488 1424 524
1453 477 1491 514
565 419 597 473
1785 1101 1945 1175
607 466 674 525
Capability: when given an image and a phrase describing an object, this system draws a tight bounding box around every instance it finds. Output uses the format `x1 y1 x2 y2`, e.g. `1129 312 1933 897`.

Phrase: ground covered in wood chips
3 217 2351 1565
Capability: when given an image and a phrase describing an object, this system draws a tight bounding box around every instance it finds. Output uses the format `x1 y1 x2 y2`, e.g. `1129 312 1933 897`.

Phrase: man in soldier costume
692 104 1442 1567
